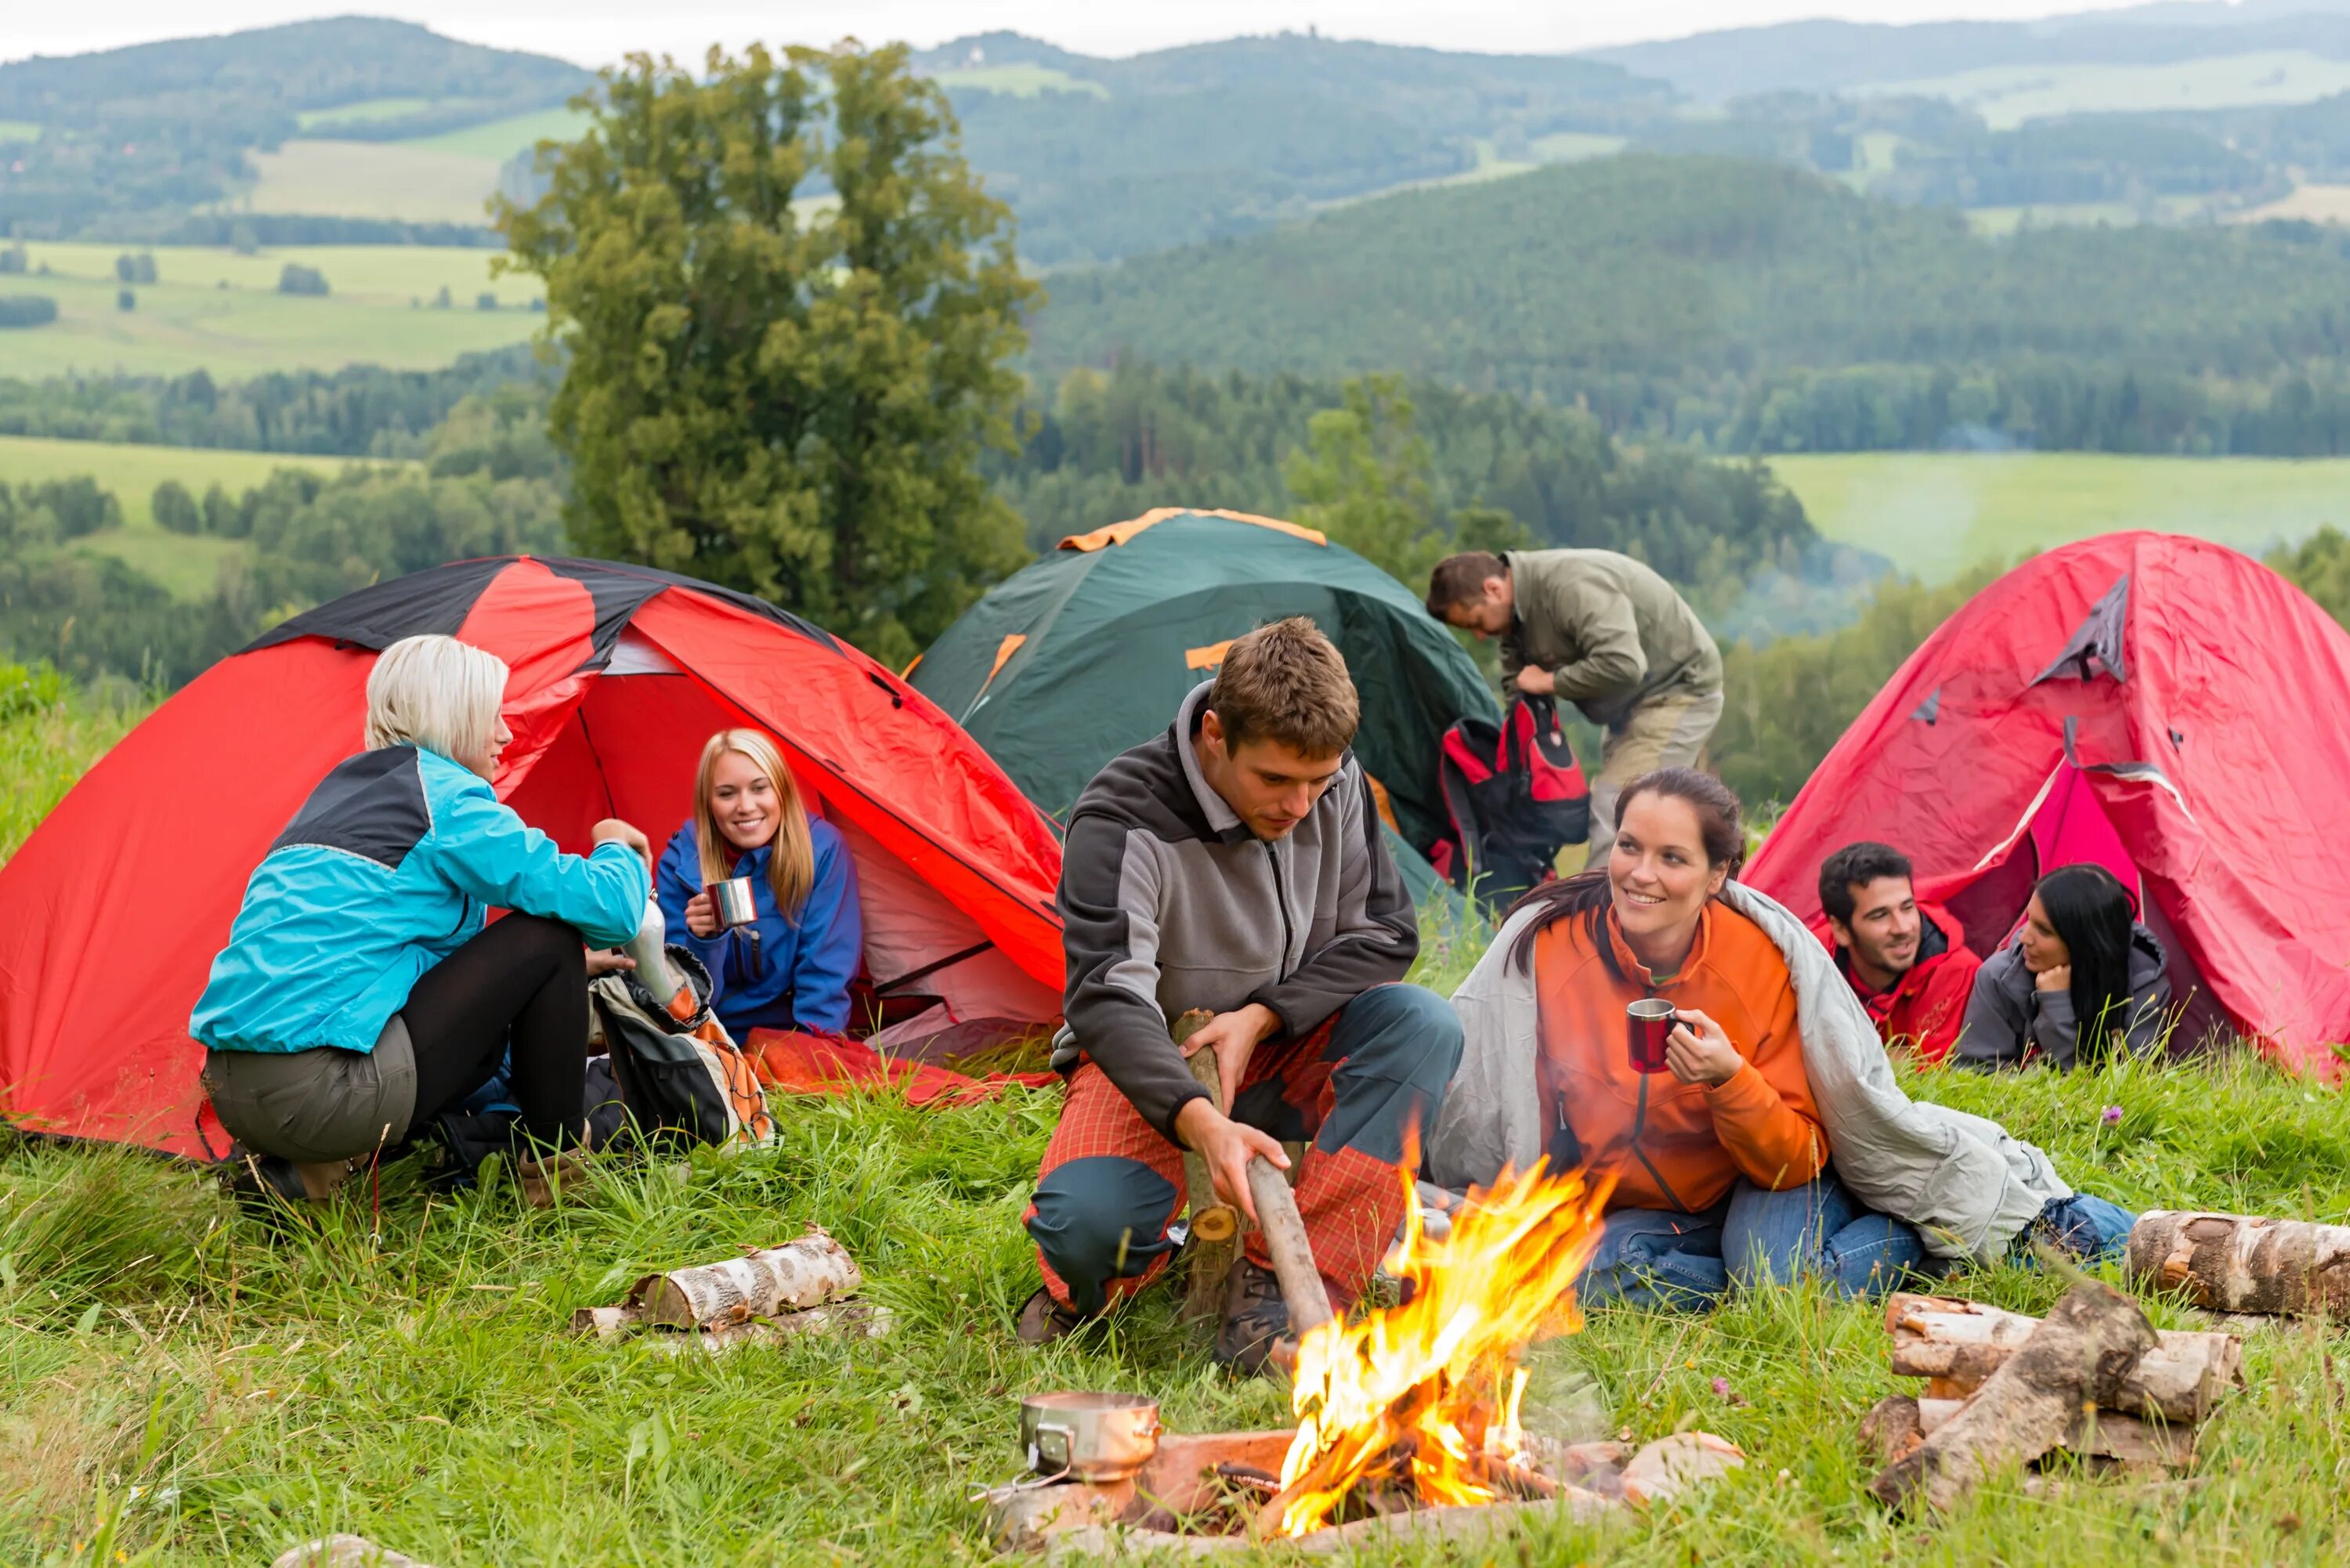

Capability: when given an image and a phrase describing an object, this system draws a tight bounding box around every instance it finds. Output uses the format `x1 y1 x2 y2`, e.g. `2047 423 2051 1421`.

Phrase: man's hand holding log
1175 1004 1290 1222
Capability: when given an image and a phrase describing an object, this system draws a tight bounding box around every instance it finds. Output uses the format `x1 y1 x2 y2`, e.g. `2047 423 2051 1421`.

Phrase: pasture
0 244 540 378
2 674 2349 1564
1770 451 2350 584
932 63 1108 99
1861 49 2350 129
243 141 507 227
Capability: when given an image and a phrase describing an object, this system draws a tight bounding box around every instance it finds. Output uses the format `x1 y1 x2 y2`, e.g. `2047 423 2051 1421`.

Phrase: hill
0 18 590 237
1030 154 2350 453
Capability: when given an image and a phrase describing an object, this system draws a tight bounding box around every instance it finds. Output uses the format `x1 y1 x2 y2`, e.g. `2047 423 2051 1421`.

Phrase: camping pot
706 876 759 930
1019 1391 1160 1481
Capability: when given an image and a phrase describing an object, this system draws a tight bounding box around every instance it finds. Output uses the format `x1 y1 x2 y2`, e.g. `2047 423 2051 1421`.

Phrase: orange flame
1271 1158 1613 1536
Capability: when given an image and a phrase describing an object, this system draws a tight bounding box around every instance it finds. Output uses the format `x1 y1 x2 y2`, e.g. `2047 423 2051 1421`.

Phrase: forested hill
1032 154 2350 456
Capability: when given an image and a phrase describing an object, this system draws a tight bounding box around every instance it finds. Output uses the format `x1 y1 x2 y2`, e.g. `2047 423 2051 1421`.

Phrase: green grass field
244 140 507 226
0 120 40 143
3 683 2350 1564
1771 451 2350 583
1865 49 2350 129
293 97 439 130
0 241 540 379
0 435 392 598
403 106 592 161
931 64 1108 99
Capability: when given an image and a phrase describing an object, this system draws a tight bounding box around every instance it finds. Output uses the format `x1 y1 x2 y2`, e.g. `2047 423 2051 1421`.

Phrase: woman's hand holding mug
683 891 719 938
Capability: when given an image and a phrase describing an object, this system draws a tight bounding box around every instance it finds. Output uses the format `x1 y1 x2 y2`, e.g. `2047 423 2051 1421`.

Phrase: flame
1271 1158 1613 1537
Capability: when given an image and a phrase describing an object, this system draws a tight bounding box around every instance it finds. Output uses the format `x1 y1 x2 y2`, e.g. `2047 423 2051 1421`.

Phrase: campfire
1265 1157 1616 1534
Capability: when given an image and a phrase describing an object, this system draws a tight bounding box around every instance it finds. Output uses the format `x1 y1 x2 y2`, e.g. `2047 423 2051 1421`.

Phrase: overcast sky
6 1 2174 70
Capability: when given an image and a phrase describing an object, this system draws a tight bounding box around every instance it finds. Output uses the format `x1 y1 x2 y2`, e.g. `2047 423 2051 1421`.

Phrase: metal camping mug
1018 1391 1161 1482
1628 997 1677 1075
706 877 759 930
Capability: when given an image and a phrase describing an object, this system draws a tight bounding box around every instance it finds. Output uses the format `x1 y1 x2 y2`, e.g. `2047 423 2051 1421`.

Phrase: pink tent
1748 532 2350 1075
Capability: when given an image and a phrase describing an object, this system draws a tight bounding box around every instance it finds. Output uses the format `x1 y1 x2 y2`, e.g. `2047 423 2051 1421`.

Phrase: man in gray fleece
1018 618 1462 1371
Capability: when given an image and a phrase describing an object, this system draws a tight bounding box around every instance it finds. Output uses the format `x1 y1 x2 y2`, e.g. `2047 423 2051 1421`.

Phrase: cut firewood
1177 1011 1243 1324
1871 1279 2160 1512
1886 1292 2243 1422
1246 1154 1333 1339
628 1227 862 1329
1860 1395 1927 1467
1915 1398 2194 1469
1618 1433 1744 1508
2126 1209 2350 1321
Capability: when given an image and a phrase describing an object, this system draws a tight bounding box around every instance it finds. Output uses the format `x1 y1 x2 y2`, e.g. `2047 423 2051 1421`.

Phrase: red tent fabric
1748 532 2350 1075
0 557 1067 1158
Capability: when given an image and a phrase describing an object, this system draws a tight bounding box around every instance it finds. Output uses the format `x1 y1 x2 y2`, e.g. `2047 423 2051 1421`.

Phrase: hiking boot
1015 1285 1094 1346
1213 1259 1295 1375
224 1153 352 1205
515 1147 591 1209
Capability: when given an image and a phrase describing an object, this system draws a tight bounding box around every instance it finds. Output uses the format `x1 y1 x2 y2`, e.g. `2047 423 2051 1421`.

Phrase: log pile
568 1227 891 1355
2125 1209 2350 1321
1861 1284 2243 1508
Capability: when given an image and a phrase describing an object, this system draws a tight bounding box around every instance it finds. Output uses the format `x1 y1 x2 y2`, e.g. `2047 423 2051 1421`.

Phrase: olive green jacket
1499 548 1723 728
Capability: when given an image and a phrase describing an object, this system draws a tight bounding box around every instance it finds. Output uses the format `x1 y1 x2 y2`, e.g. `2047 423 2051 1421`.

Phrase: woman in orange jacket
1514 768 1931 1309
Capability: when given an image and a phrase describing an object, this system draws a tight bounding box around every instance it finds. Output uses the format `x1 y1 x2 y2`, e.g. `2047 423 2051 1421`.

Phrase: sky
2 0 2183 70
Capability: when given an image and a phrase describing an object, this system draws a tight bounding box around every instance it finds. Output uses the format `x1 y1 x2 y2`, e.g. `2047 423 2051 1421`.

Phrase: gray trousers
201 1016 417 1164
1587 686 1726 858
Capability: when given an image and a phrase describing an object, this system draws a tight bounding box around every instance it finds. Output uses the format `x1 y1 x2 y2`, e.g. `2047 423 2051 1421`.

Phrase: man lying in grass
1428 767 2136 1308
1018 618 1462 1371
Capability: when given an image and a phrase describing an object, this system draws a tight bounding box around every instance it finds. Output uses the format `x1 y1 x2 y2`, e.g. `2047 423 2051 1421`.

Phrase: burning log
1871 1279 2160 1512
1886 1292 2243 1422
2126 1209 2350 1320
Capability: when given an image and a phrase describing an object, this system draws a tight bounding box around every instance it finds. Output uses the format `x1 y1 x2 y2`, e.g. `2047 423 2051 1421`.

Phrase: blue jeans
2020 1193 2137 1263
1577 1173 1932 1312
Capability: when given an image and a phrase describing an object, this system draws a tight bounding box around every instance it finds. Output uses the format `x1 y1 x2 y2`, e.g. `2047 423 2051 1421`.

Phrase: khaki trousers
1586 686 1726 858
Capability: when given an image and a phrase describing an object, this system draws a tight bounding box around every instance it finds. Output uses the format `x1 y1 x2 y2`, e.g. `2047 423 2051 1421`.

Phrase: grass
0 244 540 379
1770 451 2350 584
402 107 594 161
2232 180 2350 226
931 64 1108 99
1863 49 2350 130
7 688 2350 1564
243 140 507 227
0 121 40 143
0 435 381 598
293 97 439 131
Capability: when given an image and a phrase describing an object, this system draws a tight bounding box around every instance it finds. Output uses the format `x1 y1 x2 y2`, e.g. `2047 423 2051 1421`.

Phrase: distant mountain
0 18 591 238
915 31 1665 266
1589 3 2350 100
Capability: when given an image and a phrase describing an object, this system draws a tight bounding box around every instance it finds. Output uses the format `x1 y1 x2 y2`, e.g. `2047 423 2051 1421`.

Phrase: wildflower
2102 1104 2124 1125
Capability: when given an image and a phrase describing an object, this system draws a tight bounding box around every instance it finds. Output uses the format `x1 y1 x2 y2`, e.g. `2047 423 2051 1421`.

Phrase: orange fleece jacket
1535 901 1828 1214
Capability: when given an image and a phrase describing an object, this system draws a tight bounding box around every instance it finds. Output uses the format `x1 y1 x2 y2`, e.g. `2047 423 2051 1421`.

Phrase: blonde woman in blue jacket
193 634 652 1204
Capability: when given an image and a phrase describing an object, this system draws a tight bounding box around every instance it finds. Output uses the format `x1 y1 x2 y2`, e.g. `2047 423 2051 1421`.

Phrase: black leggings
398 912 588 1149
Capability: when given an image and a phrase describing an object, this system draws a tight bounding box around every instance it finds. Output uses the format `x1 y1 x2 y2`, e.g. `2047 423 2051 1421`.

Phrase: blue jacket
192 745 649 1054
655 818 862 1037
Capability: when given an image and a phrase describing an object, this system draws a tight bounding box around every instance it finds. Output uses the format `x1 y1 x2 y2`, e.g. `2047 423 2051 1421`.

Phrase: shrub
151 479 201 535
476 291 498 310
0 295 57 328
277 263 330 297
0 244 26 274
115 287 135 312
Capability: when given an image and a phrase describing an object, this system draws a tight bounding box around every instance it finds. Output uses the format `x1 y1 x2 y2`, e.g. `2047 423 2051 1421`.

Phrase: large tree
500 42 1039 667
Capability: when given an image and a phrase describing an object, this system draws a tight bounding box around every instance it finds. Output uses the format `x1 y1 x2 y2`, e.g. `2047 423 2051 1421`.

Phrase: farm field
0 245 539 378
2 679 2348 1566
403 105 592 160
243 140 506 226
1861 49 2350 129
933 63 1107 98
0 435 387 598
1770 451 2350 583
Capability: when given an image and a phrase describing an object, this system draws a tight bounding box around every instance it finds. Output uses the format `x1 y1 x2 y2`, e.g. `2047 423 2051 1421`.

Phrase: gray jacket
1426 882 2071 1263
1051 683 1419 1144
1954 924 2171 1071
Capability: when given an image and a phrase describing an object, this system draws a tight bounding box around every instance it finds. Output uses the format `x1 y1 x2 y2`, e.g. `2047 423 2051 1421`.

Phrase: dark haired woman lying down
1954 863 2173 1071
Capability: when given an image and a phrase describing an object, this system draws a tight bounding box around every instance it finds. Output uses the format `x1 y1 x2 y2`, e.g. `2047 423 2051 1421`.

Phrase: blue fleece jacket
192 745 649 1054
654 818 862 1037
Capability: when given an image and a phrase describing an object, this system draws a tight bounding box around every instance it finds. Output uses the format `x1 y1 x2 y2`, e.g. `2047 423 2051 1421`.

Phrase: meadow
0 243 540 378
1862 48 2350 129
1770 451 2350 584
5 679 2350 1566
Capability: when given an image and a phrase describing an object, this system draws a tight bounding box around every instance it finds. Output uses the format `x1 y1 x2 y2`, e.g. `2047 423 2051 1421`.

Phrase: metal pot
1019 1391 1161 1482
705 876 759 930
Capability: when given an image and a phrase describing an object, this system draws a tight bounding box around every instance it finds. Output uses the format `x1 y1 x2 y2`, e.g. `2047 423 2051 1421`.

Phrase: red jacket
1810 901 1982 1065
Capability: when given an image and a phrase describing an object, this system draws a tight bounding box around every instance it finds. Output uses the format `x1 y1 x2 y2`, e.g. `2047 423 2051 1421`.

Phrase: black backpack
1431 694 1592 909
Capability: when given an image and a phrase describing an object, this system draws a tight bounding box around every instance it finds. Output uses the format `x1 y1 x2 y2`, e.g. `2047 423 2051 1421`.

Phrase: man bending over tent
1815 842 1981 1065
1428 548 1723 858
1018 618 1463 1371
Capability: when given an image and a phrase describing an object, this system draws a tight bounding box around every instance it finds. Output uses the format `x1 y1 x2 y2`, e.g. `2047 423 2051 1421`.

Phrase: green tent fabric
910 509 1499 876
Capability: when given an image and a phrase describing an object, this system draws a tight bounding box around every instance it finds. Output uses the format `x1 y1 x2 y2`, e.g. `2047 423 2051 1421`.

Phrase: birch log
1870 1279 2160 1512
1885 1292 2243 1422
627 1228 862 1328
1915 1397 2194 1469
1177 1010 1245 1324
2126 1209 2350 1320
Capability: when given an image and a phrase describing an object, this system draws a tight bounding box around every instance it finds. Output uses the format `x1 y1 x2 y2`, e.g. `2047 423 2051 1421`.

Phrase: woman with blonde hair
655 728 862 1039
192 634 653 1205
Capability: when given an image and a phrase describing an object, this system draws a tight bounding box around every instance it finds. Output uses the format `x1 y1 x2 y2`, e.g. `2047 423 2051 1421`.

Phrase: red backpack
1430 694 1591 907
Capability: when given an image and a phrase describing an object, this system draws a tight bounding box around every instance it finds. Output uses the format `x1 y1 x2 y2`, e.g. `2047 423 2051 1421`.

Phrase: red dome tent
0 557 1066 1158
1748 532 2350 1075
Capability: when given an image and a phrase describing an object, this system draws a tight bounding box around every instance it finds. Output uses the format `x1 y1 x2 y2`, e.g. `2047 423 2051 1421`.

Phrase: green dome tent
909 509 1499 909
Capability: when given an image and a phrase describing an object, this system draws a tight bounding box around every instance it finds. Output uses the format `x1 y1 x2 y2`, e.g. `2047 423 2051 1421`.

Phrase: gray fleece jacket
1050 683 1419 1144
1953 924 2172 1071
